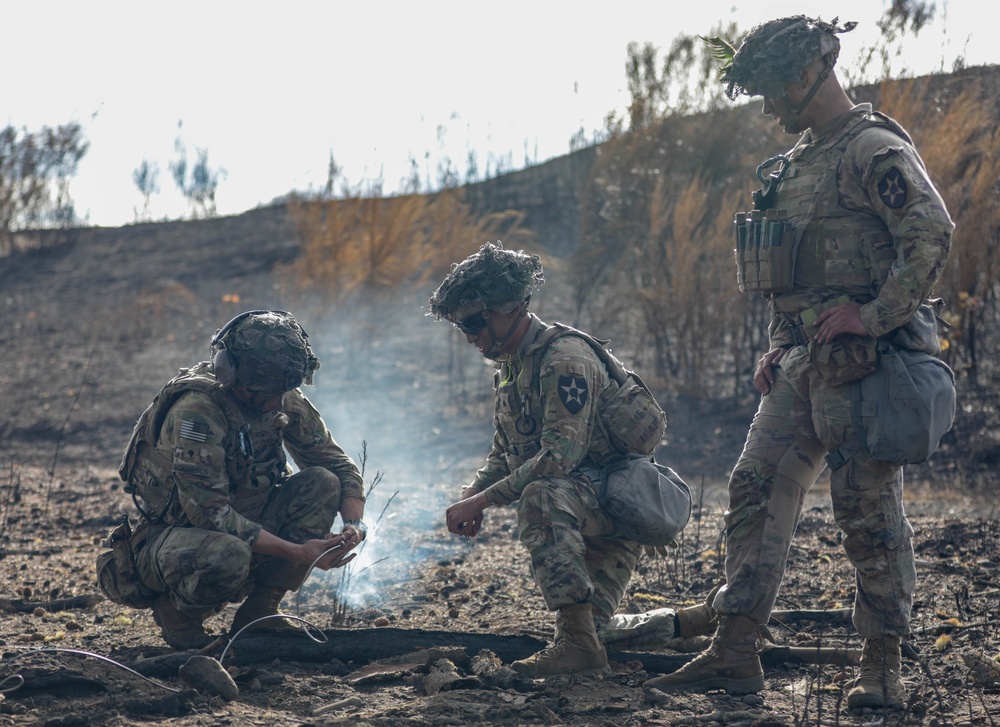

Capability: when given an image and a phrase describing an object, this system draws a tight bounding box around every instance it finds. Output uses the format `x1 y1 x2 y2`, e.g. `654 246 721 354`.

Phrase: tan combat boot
230 586 295 635
151 594 213 650
512 603 610 678
644 614 764 696
847 636 905 709
674 580 724 637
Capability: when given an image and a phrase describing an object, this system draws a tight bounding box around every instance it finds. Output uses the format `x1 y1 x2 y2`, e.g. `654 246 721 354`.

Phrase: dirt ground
1 215 999 725
1 461 999 727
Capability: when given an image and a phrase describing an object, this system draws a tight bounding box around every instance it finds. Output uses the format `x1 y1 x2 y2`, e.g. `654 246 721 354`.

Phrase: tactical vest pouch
802 297 878 385
599 454 692 546
734 211 795 293
96 517 157 609
808 335 878 385
600 379 666 456
757 211 795 292
733 212 761 292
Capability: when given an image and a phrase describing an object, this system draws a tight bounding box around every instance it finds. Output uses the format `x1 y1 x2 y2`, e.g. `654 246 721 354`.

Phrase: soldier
429 242 678 678
102 310 368 649
643 17 953 709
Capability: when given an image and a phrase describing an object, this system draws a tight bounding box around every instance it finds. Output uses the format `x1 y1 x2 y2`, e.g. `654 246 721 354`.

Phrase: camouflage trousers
517 474 641 629
135 467 341 617
714 345 915 638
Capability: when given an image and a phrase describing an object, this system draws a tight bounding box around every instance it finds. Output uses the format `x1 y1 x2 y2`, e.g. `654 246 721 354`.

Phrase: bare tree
0 122 89 253
131 159 160 221
169 124 225 218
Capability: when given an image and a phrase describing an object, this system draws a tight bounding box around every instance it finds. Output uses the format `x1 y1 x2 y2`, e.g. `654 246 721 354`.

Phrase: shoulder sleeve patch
877 167 908 209
179 419 210 443
557 374 589 414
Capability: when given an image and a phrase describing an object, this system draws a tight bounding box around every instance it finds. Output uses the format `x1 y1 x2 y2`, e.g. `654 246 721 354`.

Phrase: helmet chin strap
786 56 835 118
484 304 526 357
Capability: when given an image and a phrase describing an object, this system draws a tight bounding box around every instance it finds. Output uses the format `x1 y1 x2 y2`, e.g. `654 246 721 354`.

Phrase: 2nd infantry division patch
558 375 588 414
878 167 908 209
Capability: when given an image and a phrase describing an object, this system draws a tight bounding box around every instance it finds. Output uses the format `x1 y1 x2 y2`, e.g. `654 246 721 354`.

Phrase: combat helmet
210 310 319 392
428 241 544 322
710 16 857 100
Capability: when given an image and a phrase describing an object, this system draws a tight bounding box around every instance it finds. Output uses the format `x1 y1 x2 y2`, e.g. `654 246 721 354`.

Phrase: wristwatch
342 519 368 541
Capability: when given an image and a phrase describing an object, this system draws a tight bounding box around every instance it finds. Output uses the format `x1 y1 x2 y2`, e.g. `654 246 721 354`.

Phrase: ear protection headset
210 309 296 390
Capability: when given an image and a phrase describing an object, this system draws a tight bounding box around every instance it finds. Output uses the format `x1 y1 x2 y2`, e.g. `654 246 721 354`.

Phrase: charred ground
0 208 998 725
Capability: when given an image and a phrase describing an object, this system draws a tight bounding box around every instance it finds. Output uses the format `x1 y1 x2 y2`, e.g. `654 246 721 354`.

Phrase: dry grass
879 76 1000 378
279 189 534 307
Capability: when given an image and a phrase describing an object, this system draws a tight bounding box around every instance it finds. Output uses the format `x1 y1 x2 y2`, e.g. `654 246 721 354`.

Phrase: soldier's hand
754 347 787 395
446 493 486 538
643 544 671 558
308 533 358 570
813 302 868 343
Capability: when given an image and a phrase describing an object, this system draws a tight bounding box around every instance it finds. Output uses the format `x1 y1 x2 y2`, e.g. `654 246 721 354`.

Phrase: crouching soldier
430 242 691 678
97 310 368 649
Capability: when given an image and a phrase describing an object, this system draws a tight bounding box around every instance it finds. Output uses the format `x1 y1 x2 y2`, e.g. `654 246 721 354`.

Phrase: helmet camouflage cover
428 241 544 321
718 16 856 99
211 310 320 392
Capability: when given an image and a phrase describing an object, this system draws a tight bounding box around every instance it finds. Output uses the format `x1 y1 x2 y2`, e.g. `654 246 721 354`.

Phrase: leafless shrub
0 122 88 256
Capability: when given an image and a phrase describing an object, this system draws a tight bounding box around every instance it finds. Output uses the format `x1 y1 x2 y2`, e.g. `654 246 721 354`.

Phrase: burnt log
134 627 548 678
770 607 854 626
0 594 103 613
132 625 860 680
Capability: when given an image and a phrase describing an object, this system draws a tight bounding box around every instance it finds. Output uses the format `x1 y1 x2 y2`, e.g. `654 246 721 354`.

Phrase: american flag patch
179 419 210 443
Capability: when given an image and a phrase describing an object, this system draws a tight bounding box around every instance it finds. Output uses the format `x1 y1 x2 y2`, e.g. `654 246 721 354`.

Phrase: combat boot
512 603 610 678
230 586 295 635
847 636 905 709
674 580 724 637
151 594 212 650
643 614 764 696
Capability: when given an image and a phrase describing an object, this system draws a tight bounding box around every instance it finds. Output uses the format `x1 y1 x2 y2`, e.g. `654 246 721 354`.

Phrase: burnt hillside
1 66 998 486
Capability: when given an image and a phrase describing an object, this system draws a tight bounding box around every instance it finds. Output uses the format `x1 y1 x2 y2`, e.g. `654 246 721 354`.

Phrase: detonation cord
0 647 182 694
0 542 361 697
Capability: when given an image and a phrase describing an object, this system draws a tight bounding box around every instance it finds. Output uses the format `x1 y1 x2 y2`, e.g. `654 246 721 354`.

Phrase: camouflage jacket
468 315 618 507
766 103 954 351
119 362 364 546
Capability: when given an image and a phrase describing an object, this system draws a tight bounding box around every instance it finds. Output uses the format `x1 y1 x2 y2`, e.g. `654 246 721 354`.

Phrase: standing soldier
643 16 954 709
430 242 681 678
100 310 368 649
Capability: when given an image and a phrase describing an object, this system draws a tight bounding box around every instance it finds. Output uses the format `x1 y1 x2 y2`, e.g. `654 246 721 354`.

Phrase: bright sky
5 0 996 227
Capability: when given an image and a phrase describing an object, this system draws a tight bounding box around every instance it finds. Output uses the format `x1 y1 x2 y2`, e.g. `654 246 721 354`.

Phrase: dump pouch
599 454 692 546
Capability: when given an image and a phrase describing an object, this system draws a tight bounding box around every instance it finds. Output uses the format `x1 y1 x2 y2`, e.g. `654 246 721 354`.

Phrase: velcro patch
877 167 908 209
558 375 589 414
179 419 209 442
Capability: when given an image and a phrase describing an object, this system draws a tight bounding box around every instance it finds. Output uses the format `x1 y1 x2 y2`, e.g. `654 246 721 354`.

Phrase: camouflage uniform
715 104 954 638
122 361 364 618
463 313 642 628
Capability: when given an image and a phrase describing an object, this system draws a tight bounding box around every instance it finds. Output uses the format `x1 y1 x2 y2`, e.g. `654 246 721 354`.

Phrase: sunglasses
455 310 490 335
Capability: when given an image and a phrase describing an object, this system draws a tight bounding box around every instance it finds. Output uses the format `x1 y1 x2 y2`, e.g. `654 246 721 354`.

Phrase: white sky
4 0 996 227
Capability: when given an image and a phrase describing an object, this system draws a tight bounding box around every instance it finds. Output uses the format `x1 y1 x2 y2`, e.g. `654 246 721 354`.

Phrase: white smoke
295 291 497 611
